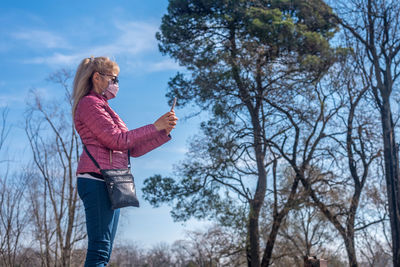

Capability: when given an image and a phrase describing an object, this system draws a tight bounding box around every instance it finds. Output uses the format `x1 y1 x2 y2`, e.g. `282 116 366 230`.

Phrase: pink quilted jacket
74 90 171 175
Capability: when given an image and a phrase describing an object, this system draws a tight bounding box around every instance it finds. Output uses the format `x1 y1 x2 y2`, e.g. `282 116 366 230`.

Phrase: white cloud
81 22 159 58
147 59 182 72
23 52 85 66
15 20 182 75
123 58 183 75
163 145 188 155
112 21 159 54
22 20 161 67
11 30 70 49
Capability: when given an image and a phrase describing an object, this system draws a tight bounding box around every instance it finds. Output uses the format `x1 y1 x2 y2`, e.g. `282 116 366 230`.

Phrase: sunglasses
98 72 119 84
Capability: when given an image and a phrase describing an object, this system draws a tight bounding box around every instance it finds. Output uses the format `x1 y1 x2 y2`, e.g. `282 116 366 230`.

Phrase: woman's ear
93 72 100 81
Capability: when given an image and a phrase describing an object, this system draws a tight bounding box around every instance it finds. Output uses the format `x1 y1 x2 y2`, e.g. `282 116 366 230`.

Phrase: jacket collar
89 90 108 102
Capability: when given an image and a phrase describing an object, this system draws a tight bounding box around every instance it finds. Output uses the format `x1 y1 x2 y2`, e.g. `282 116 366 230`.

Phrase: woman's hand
153 111 178 135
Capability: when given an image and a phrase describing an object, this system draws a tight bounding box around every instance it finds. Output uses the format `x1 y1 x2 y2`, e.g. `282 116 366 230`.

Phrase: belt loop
110 150 112 165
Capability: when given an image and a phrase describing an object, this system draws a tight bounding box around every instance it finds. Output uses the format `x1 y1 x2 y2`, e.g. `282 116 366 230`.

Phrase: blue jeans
77 177 120 267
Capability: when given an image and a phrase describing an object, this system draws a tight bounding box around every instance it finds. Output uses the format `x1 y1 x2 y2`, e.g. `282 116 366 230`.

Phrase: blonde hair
72 56 119 119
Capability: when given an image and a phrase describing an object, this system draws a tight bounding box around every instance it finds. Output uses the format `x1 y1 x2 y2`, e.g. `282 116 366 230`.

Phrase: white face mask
102 80 119 100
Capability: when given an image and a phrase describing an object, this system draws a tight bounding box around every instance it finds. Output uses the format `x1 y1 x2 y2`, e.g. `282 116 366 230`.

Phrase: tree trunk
246 114 267 267
229 23 267 266
380 96 400 266
261 176 300 267
247 204 261 267
62 246 71 267
343 233 357 267
247 134 267 267
344 189 362 267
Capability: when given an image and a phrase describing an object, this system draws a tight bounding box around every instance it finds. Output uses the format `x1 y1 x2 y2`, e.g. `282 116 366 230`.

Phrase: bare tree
355 157 392 266
262 52 386 267
144 243 175 267
24 69 86 266
0 108 30 267
109 241 147 267
143 1 342 266
110 242 177 267
358 224 392 266
172 226 247 267
328 0 400 264
0 108 10 155
268 203 333 266
0 172 29 267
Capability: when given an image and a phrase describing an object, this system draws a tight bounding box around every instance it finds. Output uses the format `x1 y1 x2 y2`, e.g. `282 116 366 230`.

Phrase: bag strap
82 144 131 170
127 150 131 168
83 145 101 170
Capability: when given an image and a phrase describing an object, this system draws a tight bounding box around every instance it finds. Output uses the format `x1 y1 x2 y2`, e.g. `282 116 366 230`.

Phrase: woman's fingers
153 111 178 133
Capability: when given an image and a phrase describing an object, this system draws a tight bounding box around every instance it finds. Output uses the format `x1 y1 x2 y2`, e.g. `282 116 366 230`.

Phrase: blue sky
0 0 209 248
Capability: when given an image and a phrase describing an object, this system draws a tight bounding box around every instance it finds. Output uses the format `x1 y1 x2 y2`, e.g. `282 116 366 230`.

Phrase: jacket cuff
149 125 172 141
158 129 172 142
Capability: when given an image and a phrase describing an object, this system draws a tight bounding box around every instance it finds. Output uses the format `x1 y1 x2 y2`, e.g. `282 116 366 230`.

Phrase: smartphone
171 97 177 111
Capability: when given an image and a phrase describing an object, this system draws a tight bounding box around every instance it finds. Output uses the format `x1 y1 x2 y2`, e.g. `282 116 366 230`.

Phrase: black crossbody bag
83 145 139 209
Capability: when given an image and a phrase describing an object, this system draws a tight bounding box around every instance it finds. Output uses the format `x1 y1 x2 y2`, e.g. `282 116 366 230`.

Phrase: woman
72 56 177 266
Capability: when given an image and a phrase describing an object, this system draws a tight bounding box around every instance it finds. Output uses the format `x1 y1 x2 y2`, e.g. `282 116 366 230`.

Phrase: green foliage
145 0 341 229
142 172 226 222
142 175 177 207
142 123 249 225
157 0 341 115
